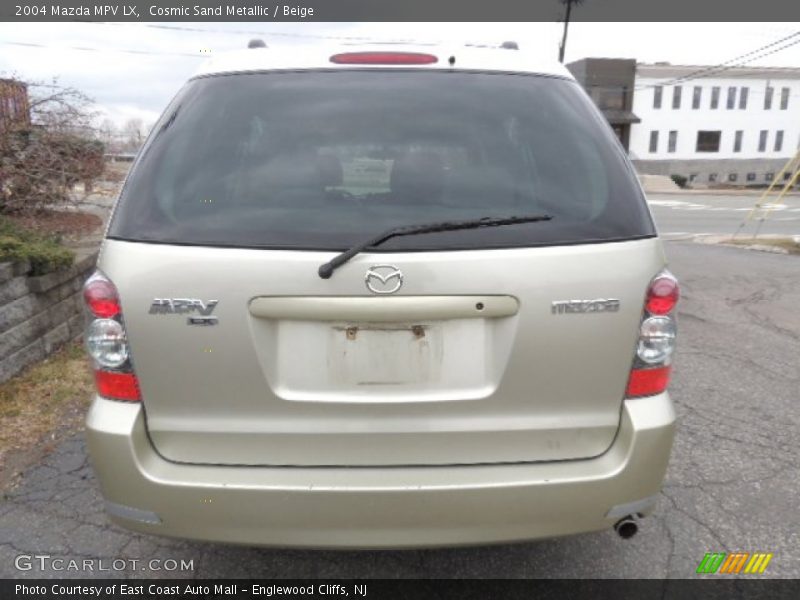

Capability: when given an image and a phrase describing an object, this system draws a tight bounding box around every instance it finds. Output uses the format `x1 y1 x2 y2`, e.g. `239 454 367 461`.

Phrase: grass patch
0 341 93 488
727 237 800 255
0 216 75 275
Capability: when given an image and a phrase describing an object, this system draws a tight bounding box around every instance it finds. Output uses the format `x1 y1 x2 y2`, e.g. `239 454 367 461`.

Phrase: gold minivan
84 42 678 547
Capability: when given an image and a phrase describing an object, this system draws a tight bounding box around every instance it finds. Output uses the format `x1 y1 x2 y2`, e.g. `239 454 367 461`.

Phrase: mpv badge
365 265 403 294
149 298 219 315
149 298 219 325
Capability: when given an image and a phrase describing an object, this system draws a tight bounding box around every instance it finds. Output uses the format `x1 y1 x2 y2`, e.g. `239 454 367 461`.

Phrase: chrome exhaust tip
614 516 638 539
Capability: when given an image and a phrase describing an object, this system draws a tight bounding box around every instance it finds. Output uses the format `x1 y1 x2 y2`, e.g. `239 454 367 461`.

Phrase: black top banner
2 0 800 22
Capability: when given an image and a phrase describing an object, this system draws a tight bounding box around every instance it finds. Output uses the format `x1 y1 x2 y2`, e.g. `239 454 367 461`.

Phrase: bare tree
0 76 105 213
122 118 145 151
98 118 117 148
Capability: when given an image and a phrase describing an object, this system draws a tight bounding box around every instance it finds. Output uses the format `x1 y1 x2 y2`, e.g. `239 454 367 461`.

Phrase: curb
645 189 800 197
682 233 800 255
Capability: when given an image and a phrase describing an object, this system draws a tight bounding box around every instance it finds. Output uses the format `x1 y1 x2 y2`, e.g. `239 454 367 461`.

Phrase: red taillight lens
646 272 679 315
84 271 140 402
330 52 438 65
626 366 671 398
628 271 679 398
84 276 121 318
94 370 141 402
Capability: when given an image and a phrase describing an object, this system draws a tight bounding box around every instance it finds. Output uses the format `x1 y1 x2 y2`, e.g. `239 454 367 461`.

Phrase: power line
637 31 800 88
0 39 203 58
85 21 382 42
0 30 505 60
636 33 800 89
5 27 800 89
634 33 800 90
81 21 507 47
581 84 800 99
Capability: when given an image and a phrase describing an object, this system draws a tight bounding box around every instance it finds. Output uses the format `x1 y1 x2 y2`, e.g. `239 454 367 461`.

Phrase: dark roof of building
601 109 641 124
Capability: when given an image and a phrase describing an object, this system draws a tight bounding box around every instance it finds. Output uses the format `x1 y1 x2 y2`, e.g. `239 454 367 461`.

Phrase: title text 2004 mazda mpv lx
83 42 679 547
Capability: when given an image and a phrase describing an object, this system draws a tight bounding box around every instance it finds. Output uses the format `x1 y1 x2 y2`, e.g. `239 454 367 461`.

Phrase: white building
629 63 800 186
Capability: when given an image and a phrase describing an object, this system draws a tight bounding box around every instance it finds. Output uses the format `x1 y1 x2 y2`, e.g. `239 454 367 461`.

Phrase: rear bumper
86 393 676 548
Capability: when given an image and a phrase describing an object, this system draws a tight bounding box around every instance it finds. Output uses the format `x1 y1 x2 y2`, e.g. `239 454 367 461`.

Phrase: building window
689 173 699 182
672 86 682 109
708 173 718 183
784 171 792 181
696 130 721 153
728 173 738 183
775 130 784 152
780 87 789 110
710 86 720 109
668 130 678 153
692 86 702 109
764 86 774 109
747 173 756 182
765 172 774 182
758 130 768 152
734 130 746 152
726 86 736 109
649 130 659 153
739 87 749 109
653 86 663 109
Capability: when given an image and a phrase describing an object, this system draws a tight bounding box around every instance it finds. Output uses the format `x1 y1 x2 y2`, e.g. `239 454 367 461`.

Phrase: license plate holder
328 324 442 385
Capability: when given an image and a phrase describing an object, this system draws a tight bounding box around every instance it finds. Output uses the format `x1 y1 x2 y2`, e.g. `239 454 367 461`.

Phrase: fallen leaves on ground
0 342 93 490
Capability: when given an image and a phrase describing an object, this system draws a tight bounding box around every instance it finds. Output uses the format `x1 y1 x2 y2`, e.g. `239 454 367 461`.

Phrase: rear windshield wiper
318 214 553 279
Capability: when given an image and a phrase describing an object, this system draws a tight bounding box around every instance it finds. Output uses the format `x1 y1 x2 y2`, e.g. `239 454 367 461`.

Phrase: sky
1 21 799 129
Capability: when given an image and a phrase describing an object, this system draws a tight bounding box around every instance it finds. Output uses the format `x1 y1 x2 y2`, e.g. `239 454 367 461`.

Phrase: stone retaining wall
0 252 97 383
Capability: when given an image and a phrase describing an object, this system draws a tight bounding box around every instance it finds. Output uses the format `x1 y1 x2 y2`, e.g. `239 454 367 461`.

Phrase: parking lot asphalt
0 241 798 579
647 192 800 237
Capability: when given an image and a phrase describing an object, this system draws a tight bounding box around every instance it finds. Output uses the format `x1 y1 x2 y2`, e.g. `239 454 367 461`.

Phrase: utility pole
558 0 584 63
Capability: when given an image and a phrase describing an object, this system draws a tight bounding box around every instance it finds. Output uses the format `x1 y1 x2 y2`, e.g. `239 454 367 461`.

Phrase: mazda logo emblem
365 265 403 294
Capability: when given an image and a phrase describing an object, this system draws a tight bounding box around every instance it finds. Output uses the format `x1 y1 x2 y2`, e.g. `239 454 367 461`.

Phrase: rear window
109 70 654 250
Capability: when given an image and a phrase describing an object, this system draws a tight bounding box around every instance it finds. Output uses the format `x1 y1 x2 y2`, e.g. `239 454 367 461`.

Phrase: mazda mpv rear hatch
102 50 661 466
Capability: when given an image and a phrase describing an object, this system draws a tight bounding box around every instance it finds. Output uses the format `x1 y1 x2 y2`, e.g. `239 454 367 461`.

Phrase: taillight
94 371 141 402
86 319 129 369
637 316 677 364
84 273 121 318
82 271 141 402
645 272 679 315
626 366 672 398
626 270 679 398
330 52 438 65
